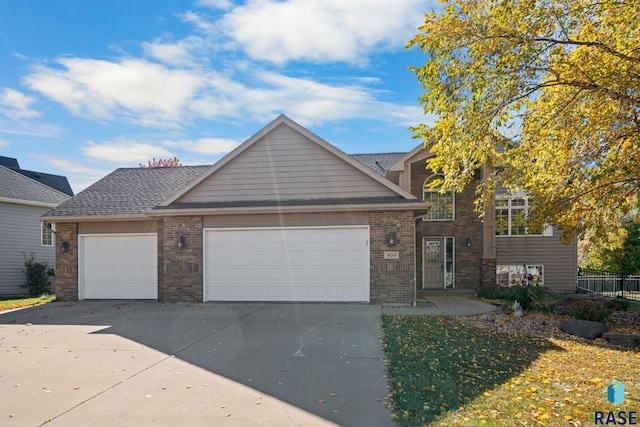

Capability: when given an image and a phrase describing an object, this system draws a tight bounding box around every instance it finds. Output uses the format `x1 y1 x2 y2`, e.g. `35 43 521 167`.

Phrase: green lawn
0 295 55 312
381 315 640 426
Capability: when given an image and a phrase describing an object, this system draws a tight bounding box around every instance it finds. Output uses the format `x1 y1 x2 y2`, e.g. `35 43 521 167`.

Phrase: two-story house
0 156 73 295
42 115 577 303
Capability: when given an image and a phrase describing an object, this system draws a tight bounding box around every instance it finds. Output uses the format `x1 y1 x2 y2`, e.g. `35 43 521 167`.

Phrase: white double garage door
79 226 370 302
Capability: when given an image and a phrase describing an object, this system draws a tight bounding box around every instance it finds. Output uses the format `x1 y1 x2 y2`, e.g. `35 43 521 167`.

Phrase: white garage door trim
204 226 370 302
78 233 158 300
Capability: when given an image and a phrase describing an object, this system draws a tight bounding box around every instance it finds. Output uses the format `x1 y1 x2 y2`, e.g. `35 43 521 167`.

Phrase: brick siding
369 210 414 303
160 216 203 302
412 164 484 289
54 222 78 301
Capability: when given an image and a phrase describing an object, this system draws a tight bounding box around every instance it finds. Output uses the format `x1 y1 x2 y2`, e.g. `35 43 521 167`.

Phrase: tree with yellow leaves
409 0 639 245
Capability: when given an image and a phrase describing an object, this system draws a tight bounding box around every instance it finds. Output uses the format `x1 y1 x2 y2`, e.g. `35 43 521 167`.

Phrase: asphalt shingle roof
0 166 70 206
43 166 210 218
0 155 74 196
10 169 74 196
349 153 405 175
43 151 415 219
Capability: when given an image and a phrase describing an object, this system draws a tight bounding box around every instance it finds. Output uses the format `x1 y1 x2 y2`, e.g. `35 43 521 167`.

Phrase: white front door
79 234 158 299
204 226 370 302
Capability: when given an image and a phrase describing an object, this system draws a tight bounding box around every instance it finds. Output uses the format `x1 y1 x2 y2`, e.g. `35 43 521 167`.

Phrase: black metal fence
577 268 640 301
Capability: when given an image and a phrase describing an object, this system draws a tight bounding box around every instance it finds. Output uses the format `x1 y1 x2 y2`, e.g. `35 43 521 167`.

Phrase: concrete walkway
382 295 497 316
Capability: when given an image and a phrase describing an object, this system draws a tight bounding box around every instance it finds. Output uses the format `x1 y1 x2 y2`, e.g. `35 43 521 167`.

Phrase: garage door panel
205 227 369 302
80 235 157 300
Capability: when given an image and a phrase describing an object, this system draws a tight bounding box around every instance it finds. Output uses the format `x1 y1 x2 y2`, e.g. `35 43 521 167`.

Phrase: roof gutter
144 202 431 217
38 214 151 223
0 196 60 208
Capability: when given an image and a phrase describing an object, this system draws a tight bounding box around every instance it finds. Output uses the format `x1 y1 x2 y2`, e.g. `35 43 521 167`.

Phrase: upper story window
41 222 53 246
495 195 551 236
423 174 454 220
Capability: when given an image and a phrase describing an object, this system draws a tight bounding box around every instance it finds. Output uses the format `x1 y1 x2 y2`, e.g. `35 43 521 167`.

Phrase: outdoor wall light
386 232 398 246
466 237 472 247
177 235 186 249
61 240 70 253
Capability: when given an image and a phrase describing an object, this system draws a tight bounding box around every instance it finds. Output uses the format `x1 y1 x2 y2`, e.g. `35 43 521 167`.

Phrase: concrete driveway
0 302 395 427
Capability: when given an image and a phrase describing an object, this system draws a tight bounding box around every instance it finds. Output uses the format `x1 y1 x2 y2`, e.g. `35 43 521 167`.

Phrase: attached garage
78 234 158 300
204 226 370 302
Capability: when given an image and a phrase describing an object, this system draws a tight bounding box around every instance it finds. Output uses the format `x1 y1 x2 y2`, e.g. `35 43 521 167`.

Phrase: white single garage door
79 234 158 300
204 226 369 302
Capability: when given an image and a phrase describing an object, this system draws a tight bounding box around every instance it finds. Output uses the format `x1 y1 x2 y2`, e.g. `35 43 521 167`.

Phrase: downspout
413 214 427 307
413 219 417 307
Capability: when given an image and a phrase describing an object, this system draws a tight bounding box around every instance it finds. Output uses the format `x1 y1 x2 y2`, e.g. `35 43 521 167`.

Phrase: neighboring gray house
0 160 72 295
42 115 576 303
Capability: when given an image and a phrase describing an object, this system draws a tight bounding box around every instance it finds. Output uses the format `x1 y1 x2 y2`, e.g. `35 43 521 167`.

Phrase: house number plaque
384 251 400 260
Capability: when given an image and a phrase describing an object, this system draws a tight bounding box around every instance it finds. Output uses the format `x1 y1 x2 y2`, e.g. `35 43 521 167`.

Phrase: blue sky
0 0 438 193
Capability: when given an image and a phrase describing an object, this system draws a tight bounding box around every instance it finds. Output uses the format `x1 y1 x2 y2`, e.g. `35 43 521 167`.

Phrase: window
496 265 543 287
495 195 546 236
41 222 53 246
423 174 454 220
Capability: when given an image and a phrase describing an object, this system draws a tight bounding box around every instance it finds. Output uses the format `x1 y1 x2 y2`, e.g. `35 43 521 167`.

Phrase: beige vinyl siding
78 221 158 234
204 212 369 228
0 202 57 295
496 230 577 292
179 124 399 203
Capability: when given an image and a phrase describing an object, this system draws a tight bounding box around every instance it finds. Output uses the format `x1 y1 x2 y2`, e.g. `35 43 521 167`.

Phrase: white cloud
219 0 426 64
196 0 233 10
194 71 424 127
81 140 174 164
0 138 9 147
0 88 41 120
179 11 220 35
0 121 63 138
163 137 240 156
24 58 203 127
142 36 206 66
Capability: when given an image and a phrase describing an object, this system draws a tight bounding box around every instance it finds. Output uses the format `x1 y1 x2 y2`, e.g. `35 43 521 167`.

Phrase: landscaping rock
602 332 640 349
480 314 496 323
559 319 609 340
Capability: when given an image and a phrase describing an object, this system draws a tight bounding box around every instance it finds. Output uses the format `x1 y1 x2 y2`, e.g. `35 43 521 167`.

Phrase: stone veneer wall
54 222 78 301
369 210 414 303
161 216 203 302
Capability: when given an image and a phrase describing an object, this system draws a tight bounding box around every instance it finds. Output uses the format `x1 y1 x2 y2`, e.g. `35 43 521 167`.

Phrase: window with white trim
496 265 543 287
495 196 549 236
423 174 454 220
41 222 53 246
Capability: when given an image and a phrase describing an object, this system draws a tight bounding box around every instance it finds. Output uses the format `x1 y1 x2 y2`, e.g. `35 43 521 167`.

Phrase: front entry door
423 238 444 289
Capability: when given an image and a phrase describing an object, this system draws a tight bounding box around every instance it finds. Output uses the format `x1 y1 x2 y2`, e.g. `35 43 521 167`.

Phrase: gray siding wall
496 230 577 292
180 124 398 203
204 212 369 228
0 202 56 295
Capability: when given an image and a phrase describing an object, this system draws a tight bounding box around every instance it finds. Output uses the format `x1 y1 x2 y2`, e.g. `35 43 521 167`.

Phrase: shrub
21 253 55 296
477 285 549 312
566 297 627 324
